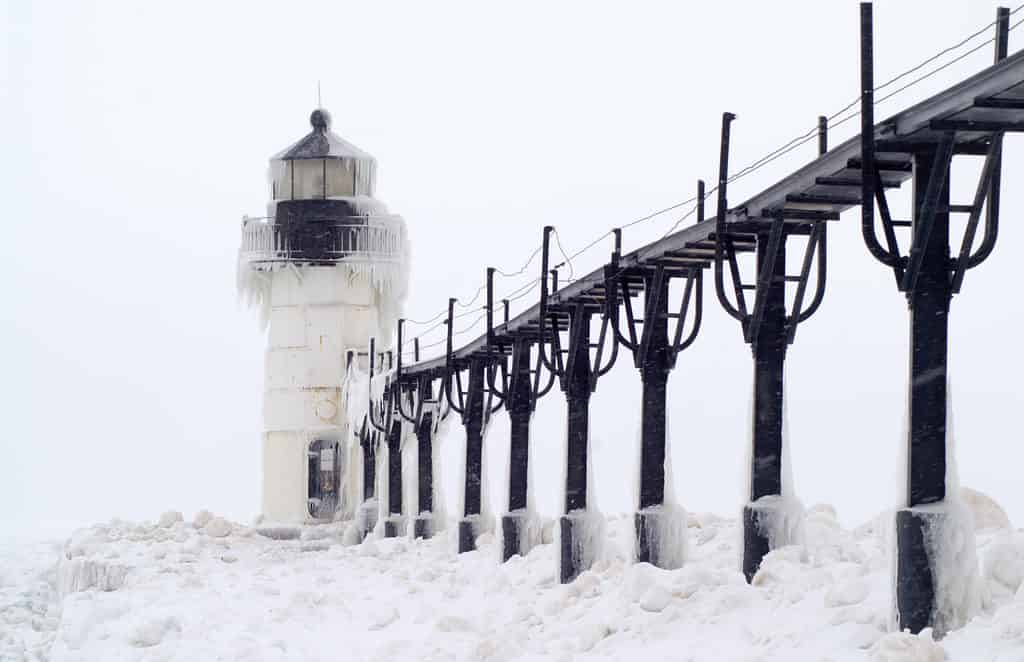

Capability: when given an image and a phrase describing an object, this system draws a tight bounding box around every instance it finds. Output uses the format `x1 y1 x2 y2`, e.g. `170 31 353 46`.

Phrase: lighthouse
238 108 409 524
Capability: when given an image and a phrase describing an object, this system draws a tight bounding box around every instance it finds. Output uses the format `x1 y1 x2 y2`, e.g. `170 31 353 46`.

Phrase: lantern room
268 108 377 203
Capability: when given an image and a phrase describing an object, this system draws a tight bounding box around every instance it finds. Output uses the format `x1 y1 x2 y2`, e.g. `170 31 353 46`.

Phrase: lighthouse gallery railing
239 215 405 267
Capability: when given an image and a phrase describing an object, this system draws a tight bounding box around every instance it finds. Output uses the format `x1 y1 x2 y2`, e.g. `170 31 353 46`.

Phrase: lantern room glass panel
326 159 356 198
293 159 326 200
270 160 292 201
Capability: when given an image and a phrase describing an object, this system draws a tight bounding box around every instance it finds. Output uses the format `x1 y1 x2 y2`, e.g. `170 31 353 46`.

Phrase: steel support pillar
458 359 486 553
502 339 535 561
560 309 593 583
358 432 378 537
896 148 952 634
383 420 404 538
635 274 672 566
413 410 435 539
742 235 788 583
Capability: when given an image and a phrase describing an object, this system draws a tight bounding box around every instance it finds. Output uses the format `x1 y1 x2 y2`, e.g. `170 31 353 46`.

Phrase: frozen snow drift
3 500 1022 662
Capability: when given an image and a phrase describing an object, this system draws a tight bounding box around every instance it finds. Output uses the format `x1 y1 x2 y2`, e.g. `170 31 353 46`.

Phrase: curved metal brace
486 352 509 399
613 276 640 352
433 395 452 433
546 314 568 384
443 368 466 416
861 199 903 269
964 135 1003 269
714 238 749 323
536 313 563 375
588 260 624 384
592 307 620 382
531 345 558 402
395 381 422 426
366 336 393 434
367 382 392 434
670 269 704 361
796 224 827 323
484 358 507 416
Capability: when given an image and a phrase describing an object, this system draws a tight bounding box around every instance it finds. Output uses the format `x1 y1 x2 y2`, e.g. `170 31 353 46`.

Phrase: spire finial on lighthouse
310 107 331 131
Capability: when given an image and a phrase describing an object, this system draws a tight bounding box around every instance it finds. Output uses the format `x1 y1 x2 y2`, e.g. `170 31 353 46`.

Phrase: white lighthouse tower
238 108 408 524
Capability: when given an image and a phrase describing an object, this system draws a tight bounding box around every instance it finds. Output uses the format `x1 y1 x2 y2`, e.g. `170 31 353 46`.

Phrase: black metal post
383 419 404 537
414 401 435 539
458 358 486 553
742 232 788 582
359 425 378 537
362 434 376 502
896 146 952 634
502 338 535 561
559 308 593 583
635 273 671 565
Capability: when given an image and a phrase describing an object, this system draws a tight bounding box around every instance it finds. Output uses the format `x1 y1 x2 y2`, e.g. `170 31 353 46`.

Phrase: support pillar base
741 497 802 583
895 507 940 635
634 506 686 569
501 510 536 562
412 514 434 540
559 510 600 584
382 515 406 539
741 504 770 583
457 516 480 554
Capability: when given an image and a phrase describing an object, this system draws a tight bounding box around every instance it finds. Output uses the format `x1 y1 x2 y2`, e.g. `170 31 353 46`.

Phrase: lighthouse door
307 439 340 519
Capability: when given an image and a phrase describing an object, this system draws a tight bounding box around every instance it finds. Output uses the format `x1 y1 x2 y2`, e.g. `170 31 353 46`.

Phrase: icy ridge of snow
4 496 1023 662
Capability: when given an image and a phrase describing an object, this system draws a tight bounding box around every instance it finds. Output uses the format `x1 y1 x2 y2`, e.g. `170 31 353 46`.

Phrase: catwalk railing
344 3 1024 639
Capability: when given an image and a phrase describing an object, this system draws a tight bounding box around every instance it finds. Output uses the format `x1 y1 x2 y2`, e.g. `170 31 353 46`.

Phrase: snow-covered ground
3 503 1024 662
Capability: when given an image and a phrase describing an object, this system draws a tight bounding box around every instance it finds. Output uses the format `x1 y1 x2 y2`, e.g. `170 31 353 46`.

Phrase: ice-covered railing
239 214 406 267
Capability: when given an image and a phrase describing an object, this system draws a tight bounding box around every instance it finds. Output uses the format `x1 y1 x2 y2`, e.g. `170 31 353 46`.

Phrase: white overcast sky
4 0 1022 538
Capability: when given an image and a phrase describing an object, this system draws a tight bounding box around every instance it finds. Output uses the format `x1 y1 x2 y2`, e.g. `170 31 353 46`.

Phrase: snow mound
158 511 183 528
202 517 232 538
961 487 1011 531
873 629 945 662
4 507 1022 661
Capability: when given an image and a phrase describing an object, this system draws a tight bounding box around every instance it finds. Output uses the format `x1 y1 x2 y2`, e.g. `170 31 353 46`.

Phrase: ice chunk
960 487 1011 531
157 511 183 528
639 585 672 612
203 517 232 538
872 629 945 662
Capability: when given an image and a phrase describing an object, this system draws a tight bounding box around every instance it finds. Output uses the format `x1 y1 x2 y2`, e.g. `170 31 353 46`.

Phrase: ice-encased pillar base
741 502 771 582
458 517 481 553
634 507 682 569
501 510 530 562
895 508 939 635
383 516 407 538
412 514 434 540
559 510 597 584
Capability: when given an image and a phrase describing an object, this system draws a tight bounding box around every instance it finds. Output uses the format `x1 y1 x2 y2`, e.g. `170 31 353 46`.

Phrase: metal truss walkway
349 3 1024 639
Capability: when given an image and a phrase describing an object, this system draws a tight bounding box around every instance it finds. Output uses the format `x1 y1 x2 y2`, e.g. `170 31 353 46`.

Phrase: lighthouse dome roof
271 108 375 162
